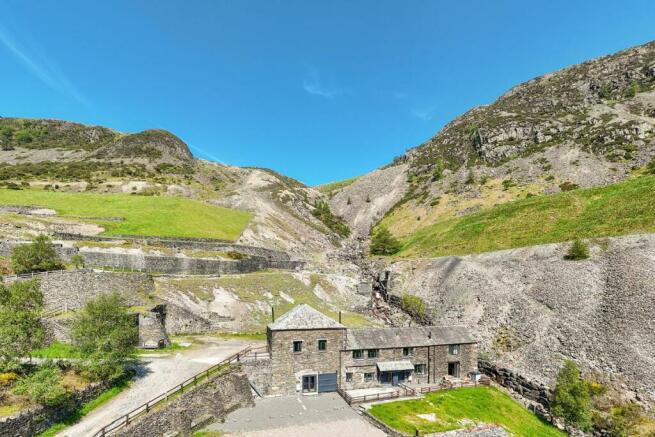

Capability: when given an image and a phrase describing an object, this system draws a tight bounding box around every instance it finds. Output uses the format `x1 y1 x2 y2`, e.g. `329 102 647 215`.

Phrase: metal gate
318 372 338 393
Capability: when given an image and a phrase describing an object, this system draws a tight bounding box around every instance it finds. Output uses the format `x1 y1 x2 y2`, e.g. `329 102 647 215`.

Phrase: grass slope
390 175 655 258
0 189 251 240
315 176 359 195
369 386 564 436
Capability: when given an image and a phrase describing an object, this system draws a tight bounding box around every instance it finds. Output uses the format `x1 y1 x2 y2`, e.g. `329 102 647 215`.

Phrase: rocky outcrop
329 164 409 238
384 233 655 403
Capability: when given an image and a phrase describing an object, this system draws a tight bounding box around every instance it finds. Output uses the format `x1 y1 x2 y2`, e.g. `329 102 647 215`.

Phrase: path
58 337 258 437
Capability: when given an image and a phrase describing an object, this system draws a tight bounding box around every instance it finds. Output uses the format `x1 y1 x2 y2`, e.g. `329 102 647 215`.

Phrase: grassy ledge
369 386 564 436
0 188 251 240
37 379 131 437
386 175 655 258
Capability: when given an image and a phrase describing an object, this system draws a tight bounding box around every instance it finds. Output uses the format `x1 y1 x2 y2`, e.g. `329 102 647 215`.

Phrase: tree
370 226 401 256
401 294 427 322
565 238 589 260
11 235 64 274
432 159 445 181
551 360 593 431
0 279 44 370
71 293 137 381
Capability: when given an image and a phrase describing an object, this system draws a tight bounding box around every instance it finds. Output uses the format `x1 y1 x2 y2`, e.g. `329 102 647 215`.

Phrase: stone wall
113 370 254 437
138 306 171 349
0 381 108 437
431 343 478 384
3 269 155 311
78 249 304 274
242 358 272 396
53 232 292 260
164 302 215 334
268 328 344 395
478 359 551 409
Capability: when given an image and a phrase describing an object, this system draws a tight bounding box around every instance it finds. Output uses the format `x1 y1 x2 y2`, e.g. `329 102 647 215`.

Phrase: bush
400 294 427 321
551 360 593 431
71 293 138 381
432 159 445 181
12 365 70 407
11 235 64 274
225 251 245 260
559 181 580 191
0 372 18 387
370 227 401 255
70 254 85 269
502 179 516 190
646 156 655 175
565 238 589 260
0 279 44 370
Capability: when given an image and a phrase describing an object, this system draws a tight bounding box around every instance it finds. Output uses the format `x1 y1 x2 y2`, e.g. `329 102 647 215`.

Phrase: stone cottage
266 304 478 395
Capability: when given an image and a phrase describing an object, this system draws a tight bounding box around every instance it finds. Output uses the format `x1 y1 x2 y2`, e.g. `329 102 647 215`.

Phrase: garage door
318 372 338 393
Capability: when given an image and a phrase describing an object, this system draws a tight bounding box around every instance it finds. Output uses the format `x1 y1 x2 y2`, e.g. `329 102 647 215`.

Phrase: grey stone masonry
113 370 253 437
268 328 344 395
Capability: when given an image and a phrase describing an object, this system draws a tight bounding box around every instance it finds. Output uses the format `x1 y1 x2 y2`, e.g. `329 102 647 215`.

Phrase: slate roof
345 326 476 350
268 304 345 331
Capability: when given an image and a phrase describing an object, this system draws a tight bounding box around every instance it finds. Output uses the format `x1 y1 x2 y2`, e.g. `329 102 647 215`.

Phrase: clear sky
1 1 654 185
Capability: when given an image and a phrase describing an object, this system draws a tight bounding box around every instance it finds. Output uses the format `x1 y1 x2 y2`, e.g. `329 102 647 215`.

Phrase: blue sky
1 1 654 185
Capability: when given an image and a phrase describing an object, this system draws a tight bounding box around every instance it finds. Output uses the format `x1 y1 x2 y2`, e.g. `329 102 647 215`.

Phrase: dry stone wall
112 370 253 437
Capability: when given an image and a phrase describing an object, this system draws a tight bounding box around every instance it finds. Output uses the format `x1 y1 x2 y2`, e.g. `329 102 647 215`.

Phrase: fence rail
2 268 72 282
92 346 252 437
339 376 492 405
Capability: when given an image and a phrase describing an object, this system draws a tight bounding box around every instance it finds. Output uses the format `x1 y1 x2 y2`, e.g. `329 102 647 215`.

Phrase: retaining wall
0 381 109 437
478 359 551 409
4 269 155 311
53 232 291 260
112 370 254 437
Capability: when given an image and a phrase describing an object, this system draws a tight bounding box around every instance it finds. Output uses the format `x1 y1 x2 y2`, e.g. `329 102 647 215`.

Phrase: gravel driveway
58 337 258 437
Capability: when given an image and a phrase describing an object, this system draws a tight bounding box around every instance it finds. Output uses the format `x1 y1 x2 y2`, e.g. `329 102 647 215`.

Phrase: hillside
387 173 655 258
331 41 655 248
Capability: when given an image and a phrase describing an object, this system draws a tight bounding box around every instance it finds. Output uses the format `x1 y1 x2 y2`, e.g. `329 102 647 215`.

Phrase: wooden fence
92 346 252 437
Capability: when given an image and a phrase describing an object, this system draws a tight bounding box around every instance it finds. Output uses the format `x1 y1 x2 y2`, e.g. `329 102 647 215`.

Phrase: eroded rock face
385 233 655 402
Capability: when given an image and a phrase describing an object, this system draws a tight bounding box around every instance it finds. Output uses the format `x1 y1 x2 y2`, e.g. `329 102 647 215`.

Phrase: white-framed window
293 340 303 353
403 347 414 357
367 349 379 358
318 339 327 351
346 372 353 382
364 372 374 382
449 344 460 355
352 349 364 359
414 364 426 375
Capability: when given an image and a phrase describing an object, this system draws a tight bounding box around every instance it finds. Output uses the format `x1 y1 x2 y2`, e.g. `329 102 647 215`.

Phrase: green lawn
392 175 655 258
0 189 251 240
32 342 84 359
369 386 564 436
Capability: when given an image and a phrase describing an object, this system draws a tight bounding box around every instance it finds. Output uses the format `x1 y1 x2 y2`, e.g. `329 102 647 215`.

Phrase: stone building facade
267 304 478 395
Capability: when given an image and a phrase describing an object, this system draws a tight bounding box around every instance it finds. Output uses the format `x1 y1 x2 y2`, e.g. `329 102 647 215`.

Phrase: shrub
12 365 70 407
370 227 401 255
646 156 655 175
225 251 245 260
11 235 64 274
565 238 589 260
559 181 580 191
71 293 138 381
400 294 427 321
0 372 18 387
465 169 475 185
551 360 593 431
70 254 85 269
432 159 445 181
502 179 516 190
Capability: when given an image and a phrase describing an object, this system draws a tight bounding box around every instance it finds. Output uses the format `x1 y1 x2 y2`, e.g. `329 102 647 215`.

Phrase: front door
448 362 460 378
392 373 399 386
302 375 317 392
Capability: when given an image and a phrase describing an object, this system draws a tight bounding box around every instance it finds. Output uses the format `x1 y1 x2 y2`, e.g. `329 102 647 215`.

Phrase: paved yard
57 337 258 437
205 392 386 437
